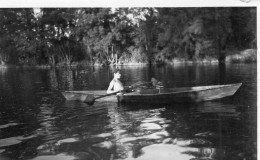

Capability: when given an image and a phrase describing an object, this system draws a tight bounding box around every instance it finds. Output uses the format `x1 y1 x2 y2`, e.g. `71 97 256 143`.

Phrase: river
0 63 257 160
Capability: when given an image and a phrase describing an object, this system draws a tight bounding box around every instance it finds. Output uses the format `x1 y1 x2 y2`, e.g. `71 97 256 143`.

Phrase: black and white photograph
0 0 258 159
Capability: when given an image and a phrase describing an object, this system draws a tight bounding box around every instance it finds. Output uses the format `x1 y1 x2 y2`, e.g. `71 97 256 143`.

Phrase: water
0 64 256 160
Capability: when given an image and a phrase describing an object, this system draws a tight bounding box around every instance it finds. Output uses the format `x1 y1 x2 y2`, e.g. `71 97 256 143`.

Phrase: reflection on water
0 64 257 160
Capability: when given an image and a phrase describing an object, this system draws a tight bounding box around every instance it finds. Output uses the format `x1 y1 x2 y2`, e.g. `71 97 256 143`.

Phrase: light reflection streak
104 103 220 160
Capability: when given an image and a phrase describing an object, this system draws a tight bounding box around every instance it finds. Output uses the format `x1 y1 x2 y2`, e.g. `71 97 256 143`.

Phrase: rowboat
61 83 242 104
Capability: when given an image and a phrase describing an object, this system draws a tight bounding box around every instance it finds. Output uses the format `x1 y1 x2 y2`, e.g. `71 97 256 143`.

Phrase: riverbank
225 49 257 63
0 60 218 69
0 49 256 69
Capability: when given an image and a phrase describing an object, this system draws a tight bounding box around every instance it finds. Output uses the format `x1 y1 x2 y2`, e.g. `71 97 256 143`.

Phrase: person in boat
107 69 124 94
151 77 163 88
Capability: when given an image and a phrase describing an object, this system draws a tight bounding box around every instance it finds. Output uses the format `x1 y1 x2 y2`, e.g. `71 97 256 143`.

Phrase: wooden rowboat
61 83 242 104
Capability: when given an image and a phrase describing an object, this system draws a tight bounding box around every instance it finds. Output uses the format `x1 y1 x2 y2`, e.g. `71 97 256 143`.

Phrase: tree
37 8 84 66
128 8 159 63
0 7 256 66
78 8 135 65
156 8 196 60
0 8 37 65
230 7 256 49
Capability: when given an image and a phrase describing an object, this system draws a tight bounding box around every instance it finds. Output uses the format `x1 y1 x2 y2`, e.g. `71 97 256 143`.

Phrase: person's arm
107 80 115 94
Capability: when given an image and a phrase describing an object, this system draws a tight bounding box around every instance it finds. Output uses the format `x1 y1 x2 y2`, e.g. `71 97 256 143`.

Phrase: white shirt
107 79 124 94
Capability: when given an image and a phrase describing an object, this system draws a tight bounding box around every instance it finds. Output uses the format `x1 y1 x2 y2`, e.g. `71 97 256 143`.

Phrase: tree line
0 7 256 66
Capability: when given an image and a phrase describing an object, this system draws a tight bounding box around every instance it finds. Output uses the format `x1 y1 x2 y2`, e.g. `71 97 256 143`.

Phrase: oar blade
84 94 95 105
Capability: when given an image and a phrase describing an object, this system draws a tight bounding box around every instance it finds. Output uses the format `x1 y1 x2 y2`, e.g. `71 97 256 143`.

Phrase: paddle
84 81 152 105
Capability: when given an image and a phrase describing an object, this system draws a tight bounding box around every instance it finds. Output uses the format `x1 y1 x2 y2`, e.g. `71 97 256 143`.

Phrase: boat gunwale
61 83 242 98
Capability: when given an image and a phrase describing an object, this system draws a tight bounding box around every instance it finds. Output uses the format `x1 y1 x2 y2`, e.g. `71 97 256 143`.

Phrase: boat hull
61 83 242 104
118 83 242 104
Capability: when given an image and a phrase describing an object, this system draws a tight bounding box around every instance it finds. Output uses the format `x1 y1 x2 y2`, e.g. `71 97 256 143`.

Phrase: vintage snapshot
0 0 258 159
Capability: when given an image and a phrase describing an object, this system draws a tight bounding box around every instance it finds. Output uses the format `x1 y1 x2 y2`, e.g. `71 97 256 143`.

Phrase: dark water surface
0 64 256 160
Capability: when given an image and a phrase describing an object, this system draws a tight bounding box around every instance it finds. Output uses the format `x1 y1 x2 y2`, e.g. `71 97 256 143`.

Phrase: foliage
0 7 256 66
0 9 38 64
119 46 148 64
226 49 257 63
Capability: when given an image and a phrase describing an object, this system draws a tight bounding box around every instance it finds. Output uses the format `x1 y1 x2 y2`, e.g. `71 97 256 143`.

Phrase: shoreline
0 48 256 69
0 60 255 69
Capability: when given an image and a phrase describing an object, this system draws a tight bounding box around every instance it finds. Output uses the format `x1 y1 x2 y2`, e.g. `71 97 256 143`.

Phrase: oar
84 81 152 105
